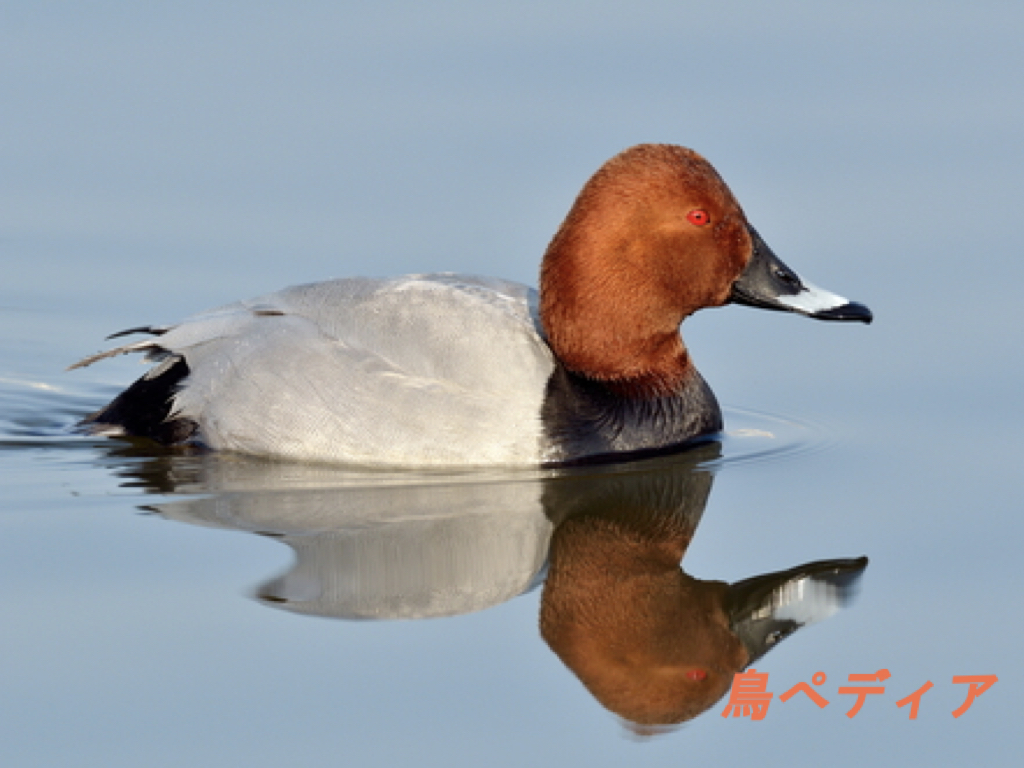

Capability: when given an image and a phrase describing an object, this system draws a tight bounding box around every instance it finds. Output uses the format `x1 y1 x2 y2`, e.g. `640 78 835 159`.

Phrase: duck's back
99 274 557 465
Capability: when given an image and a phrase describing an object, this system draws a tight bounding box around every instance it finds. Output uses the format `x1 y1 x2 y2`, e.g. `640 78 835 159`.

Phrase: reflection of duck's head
542 563 746 724
540 446 737 723
539 448 866 726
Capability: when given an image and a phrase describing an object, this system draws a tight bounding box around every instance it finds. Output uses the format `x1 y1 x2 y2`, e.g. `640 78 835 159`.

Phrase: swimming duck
72 144 871 466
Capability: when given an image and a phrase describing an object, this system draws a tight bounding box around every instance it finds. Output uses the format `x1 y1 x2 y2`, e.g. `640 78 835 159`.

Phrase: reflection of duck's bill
726 556 869 665
729 227 873 324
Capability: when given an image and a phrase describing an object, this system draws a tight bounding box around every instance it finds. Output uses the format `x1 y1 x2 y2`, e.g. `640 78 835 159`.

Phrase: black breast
540 365 723 466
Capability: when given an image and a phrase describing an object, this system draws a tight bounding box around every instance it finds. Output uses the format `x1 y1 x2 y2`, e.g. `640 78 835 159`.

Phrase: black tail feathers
82 357 198 444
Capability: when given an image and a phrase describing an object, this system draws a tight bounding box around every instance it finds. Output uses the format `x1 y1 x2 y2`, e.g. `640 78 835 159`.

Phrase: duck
71 144 871 466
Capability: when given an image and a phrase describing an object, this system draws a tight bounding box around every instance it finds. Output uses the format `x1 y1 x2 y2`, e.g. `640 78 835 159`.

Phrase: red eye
687 209 710 226
686 669 708 682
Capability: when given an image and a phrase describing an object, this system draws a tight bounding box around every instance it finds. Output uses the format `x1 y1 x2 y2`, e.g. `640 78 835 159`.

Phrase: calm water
3 3 1022 766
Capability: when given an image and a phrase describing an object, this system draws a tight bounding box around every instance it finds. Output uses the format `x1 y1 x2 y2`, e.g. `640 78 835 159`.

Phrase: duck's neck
539 265 696 399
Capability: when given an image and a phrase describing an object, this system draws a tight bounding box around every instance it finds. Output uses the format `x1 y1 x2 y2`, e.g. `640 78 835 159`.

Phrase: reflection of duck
109 440 864 727
73 144 870 466
540 442 867 726
141 458 553 620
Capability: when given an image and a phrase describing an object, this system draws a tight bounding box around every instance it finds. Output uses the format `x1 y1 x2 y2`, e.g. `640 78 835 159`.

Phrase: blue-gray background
2 2 1021 766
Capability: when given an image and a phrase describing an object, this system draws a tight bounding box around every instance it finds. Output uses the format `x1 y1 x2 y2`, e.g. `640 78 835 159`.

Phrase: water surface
3 2 1022 766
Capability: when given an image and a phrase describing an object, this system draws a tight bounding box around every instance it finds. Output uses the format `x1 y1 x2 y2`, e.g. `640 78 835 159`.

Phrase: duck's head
540 144 871 393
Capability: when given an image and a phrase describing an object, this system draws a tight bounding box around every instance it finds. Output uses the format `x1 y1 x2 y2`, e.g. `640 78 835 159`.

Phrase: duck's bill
726 556 869 665
729 227 873 324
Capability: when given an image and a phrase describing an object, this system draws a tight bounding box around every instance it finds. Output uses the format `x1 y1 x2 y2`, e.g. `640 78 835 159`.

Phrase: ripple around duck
0 376 99 447
714 405 838 469
0 376 841 493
